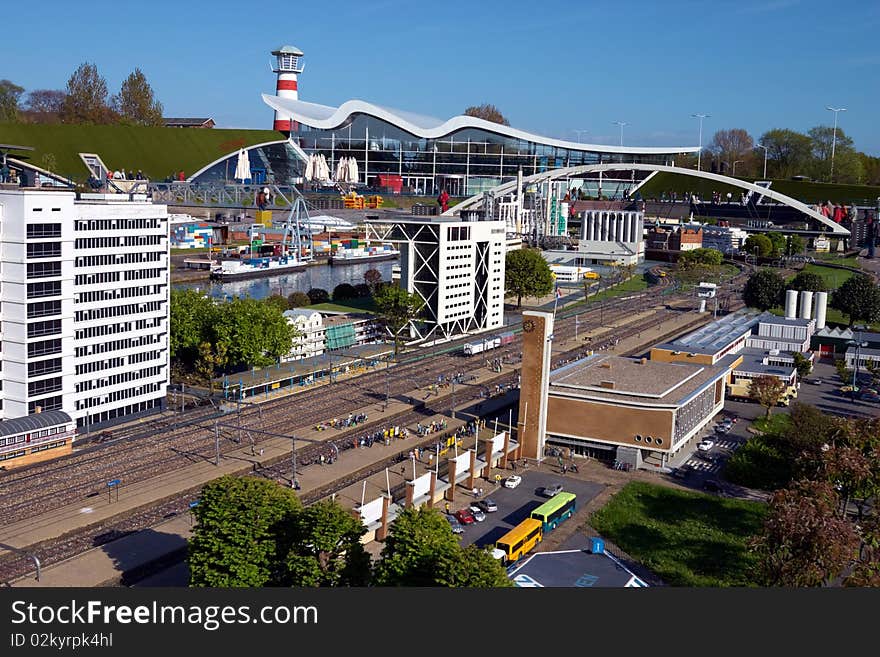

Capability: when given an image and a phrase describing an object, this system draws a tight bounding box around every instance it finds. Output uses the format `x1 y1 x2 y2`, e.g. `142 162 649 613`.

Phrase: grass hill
0 123 283 182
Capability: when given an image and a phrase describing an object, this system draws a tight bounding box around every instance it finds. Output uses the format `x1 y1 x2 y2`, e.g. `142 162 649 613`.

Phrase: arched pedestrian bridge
446 164 849 236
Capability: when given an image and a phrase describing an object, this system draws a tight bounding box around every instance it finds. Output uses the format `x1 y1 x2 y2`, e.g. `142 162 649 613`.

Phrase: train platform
4 303 709 587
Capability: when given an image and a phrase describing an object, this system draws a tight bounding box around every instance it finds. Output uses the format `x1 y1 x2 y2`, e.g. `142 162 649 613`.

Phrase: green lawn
752 412 791 436
812 253 862 269
580 275 649 304
0 122 281 182
308 298 378 314
590 482 767 586
799 264 856 289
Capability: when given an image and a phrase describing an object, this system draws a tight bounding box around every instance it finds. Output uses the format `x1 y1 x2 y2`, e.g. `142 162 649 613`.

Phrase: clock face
523 320 535 333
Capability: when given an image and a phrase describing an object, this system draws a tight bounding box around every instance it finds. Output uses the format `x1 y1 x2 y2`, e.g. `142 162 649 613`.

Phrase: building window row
29 338 62 358
75 271 120 286
124 267 165 282
29 395 63 414
75 365 164 393
447 226 471 241
74 235 163 249
75 356 125 376
74 218 163 231
27 242 62 259
27 280 62 299
75 334 162 358
76 284 164 305
29 376 63 397
27 300 62 319
74 300 163 323
28 319 62 338
27 262 61 279
75 321 134 340
0 425 67 447
28 358 62 378
75 252 163 268
128 350 163 365
76 382 163 409
26 224 61 239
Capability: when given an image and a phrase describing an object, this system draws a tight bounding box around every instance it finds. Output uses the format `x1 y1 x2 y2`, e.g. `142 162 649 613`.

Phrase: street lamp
691 113 710 171
732 160 744 177
848 333 867 403
757 144 769 179
573 130 589 144
612 121 628 147
826 106 847 183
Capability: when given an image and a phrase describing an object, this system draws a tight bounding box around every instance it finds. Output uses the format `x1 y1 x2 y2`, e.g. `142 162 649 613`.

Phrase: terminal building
0 187 170 467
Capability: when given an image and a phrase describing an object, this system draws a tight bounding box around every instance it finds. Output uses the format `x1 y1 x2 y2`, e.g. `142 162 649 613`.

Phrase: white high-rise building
0 188 169 455
366 217 506 341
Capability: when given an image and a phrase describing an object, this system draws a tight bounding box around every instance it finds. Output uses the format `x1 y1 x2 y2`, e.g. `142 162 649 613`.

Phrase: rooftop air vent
600 380 615 389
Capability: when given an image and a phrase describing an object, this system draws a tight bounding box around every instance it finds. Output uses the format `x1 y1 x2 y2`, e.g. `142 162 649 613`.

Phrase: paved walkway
5 304 710 587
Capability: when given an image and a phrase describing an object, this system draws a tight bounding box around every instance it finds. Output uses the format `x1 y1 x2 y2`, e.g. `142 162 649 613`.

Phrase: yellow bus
491 518 543 564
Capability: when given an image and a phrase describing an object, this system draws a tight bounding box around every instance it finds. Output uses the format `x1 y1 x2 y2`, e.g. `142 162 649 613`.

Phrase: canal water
173 259 396 301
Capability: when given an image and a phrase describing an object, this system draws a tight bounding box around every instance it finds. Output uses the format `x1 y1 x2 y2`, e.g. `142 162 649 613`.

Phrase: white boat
328 246 400 265
210 255 307 281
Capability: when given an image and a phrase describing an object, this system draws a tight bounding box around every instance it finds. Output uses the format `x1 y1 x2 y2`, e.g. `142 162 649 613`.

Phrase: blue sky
7 0 880 154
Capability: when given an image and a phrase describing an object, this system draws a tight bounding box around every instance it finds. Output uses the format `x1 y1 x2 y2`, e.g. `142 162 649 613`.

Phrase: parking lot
449 470 603 550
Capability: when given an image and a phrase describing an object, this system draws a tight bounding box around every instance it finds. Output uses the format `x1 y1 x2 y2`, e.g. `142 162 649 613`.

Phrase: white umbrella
233 148 250 181
319 154 330 181
349 157 359 184
335 157 345 181
304 154 315 181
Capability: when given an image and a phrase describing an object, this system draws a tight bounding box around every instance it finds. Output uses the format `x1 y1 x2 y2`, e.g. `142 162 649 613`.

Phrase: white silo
785 289 798 319
815 291 828 330
799 290 813 320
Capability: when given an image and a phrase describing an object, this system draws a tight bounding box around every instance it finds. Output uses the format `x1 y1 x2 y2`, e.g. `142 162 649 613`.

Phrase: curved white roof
262 94 700 156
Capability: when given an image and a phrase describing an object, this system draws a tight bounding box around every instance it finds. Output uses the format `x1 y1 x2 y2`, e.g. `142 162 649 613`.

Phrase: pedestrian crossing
686 459 720 473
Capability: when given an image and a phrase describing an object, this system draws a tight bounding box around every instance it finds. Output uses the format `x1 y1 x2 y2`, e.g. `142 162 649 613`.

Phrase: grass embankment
0 122 281 182
580 275 649 304
725 414 792 491
308 298 378 313
640 171 880 204
590 481 767 586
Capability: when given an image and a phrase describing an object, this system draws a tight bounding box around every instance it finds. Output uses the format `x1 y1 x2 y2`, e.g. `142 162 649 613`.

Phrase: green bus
530 492 577 532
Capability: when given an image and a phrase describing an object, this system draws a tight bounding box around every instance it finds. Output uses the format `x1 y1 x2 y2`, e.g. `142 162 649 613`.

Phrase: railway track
0 265 755 582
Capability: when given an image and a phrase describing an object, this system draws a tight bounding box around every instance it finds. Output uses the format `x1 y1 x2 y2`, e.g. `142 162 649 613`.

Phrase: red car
455 509 476 525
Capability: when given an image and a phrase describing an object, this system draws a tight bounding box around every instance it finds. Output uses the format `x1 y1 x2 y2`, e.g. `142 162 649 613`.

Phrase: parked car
504 475 522 489
477 499 498 513
539 483 564 497
446 516 464 534
455 509 476 525
697 440 715 452
805 378 823 385
472 509 486 522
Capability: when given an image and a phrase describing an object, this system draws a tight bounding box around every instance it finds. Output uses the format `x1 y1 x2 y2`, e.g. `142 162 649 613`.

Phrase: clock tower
517 310 554 460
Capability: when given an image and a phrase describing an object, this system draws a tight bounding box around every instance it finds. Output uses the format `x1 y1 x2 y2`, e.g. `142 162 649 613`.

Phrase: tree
790 351 812 382
283 501 371 587
742 269 785 310
373 284 424 355
463 103 509 126
677 247 723 269
61 62 114 124
808 125 863 184
765 232 787 257
24 89 66 123
306 288 330 305
196 341 225 393
373 507 510 587
354 283 371 298
505 248 554 308
708 128 754 175
759 128 813 179
831 274 880 326
786 234 805 256
834 359 851 384
288 291 311 308
749 375 787 418
188 476 302 587
0 79 25 122
169 289 216 361
743 234 773 258
265 294 290 313
788 271 827 293
212 297 297 368
333 283 357 301
750 479 859 587
364 267 383 293
111 68 164 126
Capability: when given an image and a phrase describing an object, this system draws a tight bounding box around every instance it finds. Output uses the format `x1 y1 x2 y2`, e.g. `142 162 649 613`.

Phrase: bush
288 291 311 308
265 294 290 312
724 435 793 491
354 283 371 298
306 288 330 305
333 283 358 301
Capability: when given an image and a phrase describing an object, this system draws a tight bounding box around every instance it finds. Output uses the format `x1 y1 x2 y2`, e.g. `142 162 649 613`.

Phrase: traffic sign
189 500 200 509
107 479 121 488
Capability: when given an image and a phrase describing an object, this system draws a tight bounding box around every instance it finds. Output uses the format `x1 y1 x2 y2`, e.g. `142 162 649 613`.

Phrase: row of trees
743 269 880 326
743 232 805 259
740 404 880 586
188 476 511 587
697 126 879 185
0 62 163 126
170 290 296 388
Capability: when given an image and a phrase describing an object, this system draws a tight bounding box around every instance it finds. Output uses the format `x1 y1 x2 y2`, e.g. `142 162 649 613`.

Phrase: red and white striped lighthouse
271 45 304 133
